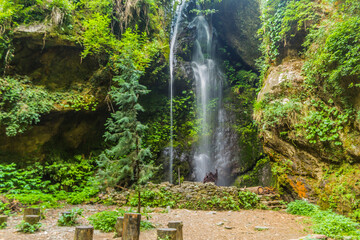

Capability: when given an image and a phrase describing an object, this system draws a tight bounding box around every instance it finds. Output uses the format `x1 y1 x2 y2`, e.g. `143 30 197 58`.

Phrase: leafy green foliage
7 192 60 208
97 28 160 189
303 16 360 100
58 208 83 226
128 189 180 208
16 221 42 233
88 208 154 232
256 97 302 130
238 191 260 209
258 0 318 71
312 211 360 239
44 155 96 191
0 222 6 229
0 162 99 208
0 201 10 215
190 0 222 16
299 99 350 145
0 163 49 194
88 210 120 232
0 77 54 136
287 200 319 216
287 200 360 239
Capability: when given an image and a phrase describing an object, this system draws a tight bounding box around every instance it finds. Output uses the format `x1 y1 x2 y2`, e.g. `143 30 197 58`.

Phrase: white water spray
169 0 187 183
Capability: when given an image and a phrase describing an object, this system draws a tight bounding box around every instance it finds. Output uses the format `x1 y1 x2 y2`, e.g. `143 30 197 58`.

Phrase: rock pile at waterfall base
106 181 285 211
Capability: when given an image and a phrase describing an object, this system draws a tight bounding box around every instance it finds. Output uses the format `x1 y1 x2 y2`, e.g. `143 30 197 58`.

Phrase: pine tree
96 28 159 212
97 58 154 187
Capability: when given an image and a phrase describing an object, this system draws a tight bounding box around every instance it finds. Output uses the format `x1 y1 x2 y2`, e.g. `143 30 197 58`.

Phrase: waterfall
169 0 187 183
169 1 236 185
191 15 232 186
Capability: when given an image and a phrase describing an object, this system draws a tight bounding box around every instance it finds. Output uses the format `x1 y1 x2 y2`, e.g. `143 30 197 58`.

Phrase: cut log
123 213 141 240
0 215 8 225
168 221 183 240
24 215 40 225
23 208 40 217
157 228 177 240
74 226 94 240
114 216 124 238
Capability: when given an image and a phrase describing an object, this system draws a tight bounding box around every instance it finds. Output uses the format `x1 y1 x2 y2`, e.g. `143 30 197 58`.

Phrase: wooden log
24 215 40 225
0 215 8 225
114 216 124 238
122 213 141 240
168 221 183 240
157 228 177 240
23 208 40 217
74 226 94 240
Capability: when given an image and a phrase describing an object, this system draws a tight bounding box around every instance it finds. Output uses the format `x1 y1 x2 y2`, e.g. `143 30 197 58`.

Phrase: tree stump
114 216 124 238
74 226 94 240
157 228 177 240
23 208 40 217
123 213 141 240
168 221 183 240
24 215 40 225
0 215 8 225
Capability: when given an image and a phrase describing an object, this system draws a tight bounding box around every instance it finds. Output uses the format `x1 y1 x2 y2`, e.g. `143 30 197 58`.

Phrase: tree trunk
74 226 94 240
0 215 8 225
168 221 183 240
23 208 40 217
157 228 177 240
114 216 124 238
123 213 141 240
24 215 40 225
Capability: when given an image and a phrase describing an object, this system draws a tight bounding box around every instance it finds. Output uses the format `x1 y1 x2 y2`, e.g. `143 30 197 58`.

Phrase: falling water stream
169 0 187 184
169 1 234 185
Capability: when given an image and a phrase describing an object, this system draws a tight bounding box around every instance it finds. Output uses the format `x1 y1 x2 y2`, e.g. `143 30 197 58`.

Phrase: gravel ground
0 204 313 240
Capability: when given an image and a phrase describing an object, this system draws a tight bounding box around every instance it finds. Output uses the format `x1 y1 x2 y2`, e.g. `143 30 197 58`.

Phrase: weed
16 221 42 233
58 208 83 226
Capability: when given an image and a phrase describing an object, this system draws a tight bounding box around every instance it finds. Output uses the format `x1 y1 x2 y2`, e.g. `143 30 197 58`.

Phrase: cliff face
255 1 360 213
0 26 109 163
214 0 261 69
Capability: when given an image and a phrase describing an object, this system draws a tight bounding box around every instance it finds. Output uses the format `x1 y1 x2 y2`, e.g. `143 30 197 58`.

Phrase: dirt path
0 204 312 240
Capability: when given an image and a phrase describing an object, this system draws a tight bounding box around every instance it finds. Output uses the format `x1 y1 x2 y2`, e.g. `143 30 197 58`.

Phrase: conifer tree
96 29 159 212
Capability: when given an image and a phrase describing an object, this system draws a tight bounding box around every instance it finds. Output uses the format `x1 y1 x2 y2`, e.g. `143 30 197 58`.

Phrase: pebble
216 222 224 226
224 226 233 230
207 211 217 215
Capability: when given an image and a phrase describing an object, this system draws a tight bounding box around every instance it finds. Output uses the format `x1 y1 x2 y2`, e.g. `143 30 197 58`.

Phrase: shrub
88 209 154 233
287 200 360 238
312 211 360 239
286 200 319 216
16 221 42 233
0 222 6 229
238 191 260 210
58 208 83 226
88 210 120 232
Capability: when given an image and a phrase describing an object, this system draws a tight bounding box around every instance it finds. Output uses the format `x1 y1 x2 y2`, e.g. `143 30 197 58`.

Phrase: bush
6 192 60 208
287 200 360 239
88 209 154 233
286 200 319 216
88 210 120 232
0 222 6 229
238 191 260 210
58 208 83 226
312 211 360 239
16 221 42 233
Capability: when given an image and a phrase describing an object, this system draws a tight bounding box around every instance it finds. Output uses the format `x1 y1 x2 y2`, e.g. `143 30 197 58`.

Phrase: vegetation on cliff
256 0 360 218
